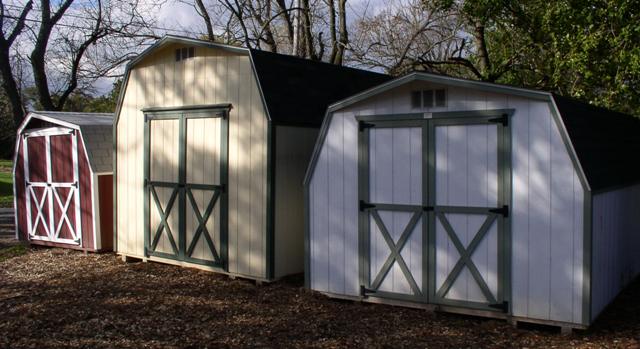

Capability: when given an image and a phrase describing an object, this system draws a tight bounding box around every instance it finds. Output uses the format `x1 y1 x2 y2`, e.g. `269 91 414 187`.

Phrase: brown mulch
0 247 639 348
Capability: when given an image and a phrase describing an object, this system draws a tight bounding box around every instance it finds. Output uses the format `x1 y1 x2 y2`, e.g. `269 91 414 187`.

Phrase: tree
186 0 349 64
0 0 160 130
349 0 463 75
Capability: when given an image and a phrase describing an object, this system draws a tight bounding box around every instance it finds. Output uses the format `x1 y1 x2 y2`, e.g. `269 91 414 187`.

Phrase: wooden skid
320 291 588 331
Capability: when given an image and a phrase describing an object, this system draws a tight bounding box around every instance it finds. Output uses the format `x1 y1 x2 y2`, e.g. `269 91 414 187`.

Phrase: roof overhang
303 72 590 192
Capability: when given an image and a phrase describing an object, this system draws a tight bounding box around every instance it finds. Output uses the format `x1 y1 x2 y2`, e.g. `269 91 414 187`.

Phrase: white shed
303 72 640 330
114 35 390 281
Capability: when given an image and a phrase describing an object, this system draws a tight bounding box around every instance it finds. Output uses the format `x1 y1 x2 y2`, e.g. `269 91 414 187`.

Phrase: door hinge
359 200 376 211
489 205 509 218
489 301 509 313
488 114 509 127
359 122 375 132
360 285 376 297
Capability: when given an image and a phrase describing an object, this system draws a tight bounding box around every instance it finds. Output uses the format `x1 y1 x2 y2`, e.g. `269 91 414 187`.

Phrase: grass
0 159 12 208
0 245 26 262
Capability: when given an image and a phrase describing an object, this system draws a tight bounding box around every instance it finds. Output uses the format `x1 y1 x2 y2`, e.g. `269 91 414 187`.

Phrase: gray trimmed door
359 120 427 302
358 112 510 312
144 109 228 269
428 117 509 312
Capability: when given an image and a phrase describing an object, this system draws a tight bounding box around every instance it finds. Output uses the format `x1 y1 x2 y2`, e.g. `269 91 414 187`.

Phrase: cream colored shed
114 35 390 281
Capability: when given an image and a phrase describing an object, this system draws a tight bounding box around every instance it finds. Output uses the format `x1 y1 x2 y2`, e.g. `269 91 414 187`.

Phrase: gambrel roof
115 35 391 128
17 111 114 174
304 72 640 193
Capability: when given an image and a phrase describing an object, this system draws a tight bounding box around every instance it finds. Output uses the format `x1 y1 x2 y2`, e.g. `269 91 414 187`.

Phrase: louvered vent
411 89 447 108
175 47 195 62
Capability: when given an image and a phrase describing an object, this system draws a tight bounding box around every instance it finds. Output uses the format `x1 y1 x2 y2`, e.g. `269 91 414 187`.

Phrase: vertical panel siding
115 44 268 278
274 126 319 278
308 83 585 324
591 184 640 321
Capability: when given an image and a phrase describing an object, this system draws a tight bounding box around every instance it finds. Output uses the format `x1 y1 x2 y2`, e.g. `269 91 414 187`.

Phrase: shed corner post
582 189 593 326
265 121 276 280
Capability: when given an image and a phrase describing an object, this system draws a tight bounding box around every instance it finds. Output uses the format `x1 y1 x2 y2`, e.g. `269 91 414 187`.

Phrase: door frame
143 105 230 270
22 127 82 245
357 109 513 313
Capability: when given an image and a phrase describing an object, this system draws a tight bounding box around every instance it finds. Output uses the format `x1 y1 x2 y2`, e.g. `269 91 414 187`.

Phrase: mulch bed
0 246 638 348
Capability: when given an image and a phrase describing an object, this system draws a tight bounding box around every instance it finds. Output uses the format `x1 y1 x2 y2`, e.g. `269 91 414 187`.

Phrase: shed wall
116 43 268 278
308 81 586 324
591 183 640 321
274 125 319 278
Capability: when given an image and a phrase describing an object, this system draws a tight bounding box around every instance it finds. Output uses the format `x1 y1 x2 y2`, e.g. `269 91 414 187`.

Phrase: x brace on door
185 186 222 261
435 211 498 304
149 183 179 255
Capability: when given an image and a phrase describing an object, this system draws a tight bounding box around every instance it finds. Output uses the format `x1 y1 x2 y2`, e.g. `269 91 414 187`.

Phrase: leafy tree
430 0 640 115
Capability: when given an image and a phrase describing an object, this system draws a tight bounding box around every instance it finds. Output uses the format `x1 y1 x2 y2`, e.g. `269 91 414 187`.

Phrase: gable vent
175 47 195 62
411 89 447 108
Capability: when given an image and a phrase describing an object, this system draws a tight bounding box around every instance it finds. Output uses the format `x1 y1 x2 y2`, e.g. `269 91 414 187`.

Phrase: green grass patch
0 160 12 208
0 244 27 262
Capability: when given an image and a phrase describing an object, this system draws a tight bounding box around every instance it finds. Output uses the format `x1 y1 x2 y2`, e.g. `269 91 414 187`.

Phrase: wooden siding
274 126 319 278
13 128 98 251
308 81 586 324
115 43 268 278
98 174 114 251
591 183 640 321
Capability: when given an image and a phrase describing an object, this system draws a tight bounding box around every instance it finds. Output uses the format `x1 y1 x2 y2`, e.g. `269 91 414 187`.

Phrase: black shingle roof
553 94 640 191
249 49 392 127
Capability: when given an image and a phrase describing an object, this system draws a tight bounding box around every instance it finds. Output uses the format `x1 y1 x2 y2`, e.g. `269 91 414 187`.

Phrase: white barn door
359 120 426 302
357 112 511 312
429 117 509 312
144 108 229 269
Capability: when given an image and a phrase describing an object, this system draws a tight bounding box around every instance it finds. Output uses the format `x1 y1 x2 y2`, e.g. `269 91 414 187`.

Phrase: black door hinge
359 200 376 211
360 285 376 297
359 122 375 132
489 301 509 313
488 113 509 127
489 205 509 218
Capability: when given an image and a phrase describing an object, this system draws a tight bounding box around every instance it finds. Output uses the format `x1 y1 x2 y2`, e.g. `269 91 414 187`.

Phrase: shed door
357 113 510 312
23 130 81 245
359 121 426 302
145 110 228 269
430 117 508 312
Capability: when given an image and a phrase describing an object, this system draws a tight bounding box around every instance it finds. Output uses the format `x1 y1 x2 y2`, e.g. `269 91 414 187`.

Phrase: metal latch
489 205 509 218
423 206 434 212
359 200 376 211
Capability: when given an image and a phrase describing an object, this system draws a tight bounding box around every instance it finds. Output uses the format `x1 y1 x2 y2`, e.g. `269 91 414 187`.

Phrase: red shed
13 111 114 251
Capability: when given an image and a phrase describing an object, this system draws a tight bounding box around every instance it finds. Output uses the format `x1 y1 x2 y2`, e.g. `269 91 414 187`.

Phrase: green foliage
432 0 640 115
0 245 27 262
0 159 13 208
25 79 122 113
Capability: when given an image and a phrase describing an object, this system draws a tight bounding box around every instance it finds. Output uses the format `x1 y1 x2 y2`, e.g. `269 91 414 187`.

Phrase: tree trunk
195 0 216 41
0 47 26 127
334 0 347 65
473 21 492 80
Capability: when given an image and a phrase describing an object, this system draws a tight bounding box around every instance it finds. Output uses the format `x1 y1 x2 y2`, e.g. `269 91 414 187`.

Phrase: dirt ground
0 243 639 348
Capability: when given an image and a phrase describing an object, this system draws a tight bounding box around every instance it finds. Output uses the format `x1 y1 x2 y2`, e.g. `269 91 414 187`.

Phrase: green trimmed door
358 113 510 311
145 110 228 269
359 120 427 302
428 117 509 312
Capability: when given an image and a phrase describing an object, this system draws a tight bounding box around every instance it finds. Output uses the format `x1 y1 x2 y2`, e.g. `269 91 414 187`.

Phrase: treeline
1 0 638 157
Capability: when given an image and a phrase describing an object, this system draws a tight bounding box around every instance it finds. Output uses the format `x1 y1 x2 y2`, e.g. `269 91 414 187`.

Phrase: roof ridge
33 110 113 116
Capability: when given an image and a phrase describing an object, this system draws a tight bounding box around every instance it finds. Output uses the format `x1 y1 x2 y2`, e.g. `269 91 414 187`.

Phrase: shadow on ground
0 245 638 348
